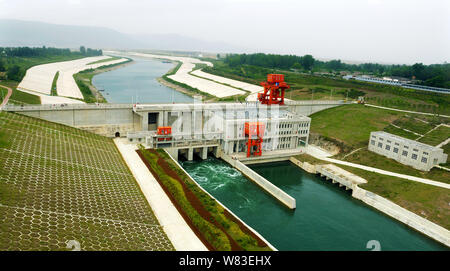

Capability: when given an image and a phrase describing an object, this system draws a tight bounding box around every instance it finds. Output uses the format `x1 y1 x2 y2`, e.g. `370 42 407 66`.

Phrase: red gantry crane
244 74 289 157
257 74 290 105
244 122 265 157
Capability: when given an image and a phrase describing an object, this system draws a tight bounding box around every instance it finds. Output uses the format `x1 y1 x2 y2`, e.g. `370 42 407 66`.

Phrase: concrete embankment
352 186 450 247
289 157 450 247
164 150 278 251
222 154 296 209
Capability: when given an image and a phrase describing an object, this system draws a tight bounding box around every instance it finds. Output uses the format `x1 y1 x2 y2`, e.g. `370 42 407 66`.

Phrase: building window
371 140 375 145
423 152 429 156
395 143 399 146
379 138 384 141
404 146 409 149
402 150 408 156
387 140 392 143
421 157 428 163
413 148 418 152
378 142 383 148
412 153 418 160
393 147 399 153
385 145 390 151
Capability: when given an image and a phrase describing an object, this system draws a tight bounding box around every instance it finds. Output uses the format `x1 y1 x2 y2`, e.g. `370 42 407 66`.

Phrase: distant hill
0 19 243 53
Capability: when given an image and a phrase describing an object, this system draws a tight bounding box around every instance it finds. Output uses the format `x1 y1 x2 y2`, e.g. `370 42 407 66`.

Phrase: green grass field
382 125 418 140
0 86 7 104
392 116 436 135
0 111 173 250
293 154 450 230
418 126 450 146
310 104 404 149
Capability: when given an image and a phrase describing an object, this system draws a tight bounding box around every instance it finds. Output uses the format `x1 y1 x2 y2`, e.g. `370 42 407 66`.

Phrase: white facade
128 103 311 159
368 131 448 171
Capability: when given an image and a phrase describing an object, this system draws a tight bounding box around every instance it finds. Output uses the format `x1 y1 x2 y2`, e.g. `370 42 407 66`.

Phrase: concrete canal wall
353 186 450 247
222 154 296 209
289 157 450 248
164 150 278 251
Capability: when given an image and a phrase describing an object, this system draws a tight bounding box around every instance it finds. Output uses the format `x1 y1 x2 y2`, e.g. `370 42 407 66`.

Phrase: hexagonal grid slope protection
0 111 174 251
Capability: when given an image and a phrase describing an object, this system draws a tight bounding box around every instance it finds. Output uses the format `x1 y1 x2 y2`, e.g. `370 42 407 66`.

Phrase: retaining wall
222 154 296 209
352 186 450 247
164 150 278 251
289 157 450 248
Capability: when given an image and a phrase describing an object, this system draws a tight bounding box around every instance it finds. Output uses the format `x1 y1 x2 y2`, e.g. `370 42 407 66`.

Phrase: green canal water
180 158 448 251
92 57 194 104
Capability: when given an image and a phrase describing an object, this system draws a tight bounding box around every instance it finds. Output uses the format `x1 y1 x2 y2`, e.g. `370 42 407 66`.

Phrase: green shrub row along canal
138 147 271 251
180 158 448 251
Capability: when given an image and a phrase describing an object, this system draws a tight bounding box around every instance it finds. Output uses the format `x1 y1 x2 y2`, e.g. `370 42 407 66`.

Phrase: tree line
223 53 450 88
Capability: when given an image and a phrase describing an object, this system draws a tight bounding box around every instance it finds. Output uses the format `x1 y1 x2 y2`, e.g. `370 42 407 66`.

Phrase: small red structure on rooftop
244 122 265 157
258 74 290 105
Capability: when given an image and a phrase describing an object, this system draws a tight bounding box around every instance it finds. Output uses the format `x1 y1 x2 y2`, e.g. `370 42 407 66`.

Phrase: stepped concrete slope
18 56 128 101
114 51 247 98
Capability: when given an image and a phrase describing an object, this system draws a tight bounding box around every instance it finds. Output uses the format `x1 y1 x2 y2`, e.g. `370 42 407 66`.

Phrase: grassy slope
343 148 450 184
418 126 450 146
383 125 418 140
0 111 173 250
51 71 59 96
0 81 40 105
294 154 450 229
310 104 404 149
0 86 7 104
86 56 120 65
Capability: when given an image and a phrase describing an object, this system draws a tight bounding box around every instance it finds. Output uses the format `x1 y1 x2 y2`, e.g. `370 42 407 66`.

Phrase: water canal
181 158 447 251
92 57 194 104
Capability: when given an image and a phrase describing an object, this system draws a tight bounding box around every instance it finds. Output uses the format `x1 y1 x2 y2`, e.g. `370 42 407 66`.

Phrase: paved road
306 145 450 190
0 84 12 108
113 138 207 251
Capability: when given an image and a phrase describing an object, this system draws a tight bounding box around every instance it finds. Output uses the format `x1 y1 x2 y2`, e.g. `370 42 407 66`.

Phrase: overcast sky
1 0 449 64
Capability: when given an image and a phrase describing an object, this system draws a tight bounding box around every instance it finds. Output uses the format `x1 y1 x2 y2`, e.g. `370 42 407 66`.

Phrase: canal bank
92 57 194 104
180 157 448 250
290 156 450 247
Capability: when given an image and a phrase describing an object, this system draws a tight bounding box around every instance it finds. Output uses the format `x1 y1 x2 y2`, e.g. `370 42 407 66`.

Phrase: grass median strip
137 146 271 251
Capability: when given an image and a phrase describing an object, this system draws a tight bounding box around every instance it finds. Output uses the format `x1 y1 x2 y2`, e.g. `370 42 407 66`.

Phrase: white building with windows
368 131 448 171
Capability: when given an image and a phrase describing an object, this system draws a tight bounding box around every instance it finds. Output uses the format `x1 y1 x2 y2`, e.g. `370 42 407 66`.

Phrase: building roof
371 131 443 152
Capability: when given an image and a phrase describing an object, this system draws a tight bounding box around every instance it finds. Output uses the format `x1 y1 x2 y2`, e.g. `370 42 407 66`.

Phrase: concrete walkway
0 84 12 108
365 104 450 118
113 138 207 251
306 145 450 190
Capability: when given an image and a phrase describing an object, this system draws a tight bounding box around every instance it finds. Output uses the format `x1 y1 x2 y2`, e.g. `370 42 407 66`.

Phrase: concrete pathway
365 104 450 118
306 145 450 190
113 138 207 251
0 84 12 108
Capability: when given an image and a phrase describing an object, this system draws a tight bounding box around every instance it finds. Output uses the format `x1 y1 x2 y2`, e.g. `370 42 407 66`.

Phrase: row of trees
222 53 450 88
0 46 102 58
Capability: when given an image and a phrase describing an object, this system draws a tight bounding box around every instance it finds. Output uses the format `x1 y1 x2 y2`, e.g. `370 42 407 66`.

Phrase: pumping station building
368 131 448 171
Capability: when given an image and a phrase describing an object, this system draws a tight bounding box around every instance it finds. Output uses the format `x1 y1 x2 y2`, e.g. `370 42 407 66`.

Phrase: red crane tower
258 74 290 105
244 122 265 157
